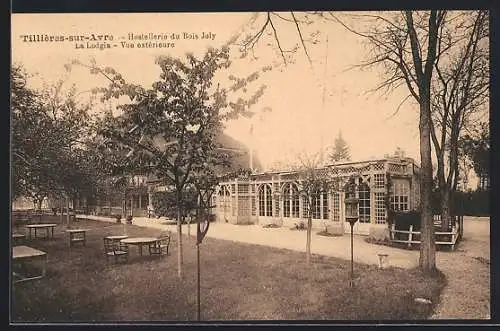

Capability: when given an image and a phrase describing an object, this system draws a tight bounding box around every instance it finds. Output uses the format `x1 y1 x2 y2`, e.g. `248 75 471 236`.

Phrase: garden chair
103 238 129 263
149 232 171 256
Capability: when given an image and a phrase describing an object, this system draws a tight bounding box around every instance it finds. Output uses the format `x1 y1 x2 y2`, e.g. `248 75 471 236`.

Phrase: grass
11 217 445 322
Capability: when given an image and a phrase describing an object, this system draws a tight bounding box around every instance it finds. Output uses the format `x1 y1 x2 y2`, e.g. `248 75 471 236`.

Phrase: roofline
252 157 420 176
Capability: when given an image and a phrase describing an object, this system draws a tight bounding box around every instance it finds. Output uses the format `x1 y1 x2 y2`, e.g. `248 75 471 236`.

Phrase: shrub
317 230 341 237
115 214 122 223
431 189 490 216
126 215 133 224
263 223 280 228
291 221 306 231
152 189 197 219
393 210 421 231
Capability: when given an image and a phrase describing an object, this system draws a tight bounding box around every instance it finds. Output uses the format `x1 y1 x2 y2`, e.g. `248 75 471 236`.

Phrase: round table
105 235 129 241
120 237 159 256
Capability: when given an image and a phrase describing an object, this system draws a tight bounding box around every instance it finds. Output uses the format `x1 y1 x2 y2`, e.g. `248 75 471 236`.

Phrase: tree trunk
66 196 71 228
122 192 126 218
306 196 312 266
418 97 437 274
60 198 64 224
436 156 452 232
36 198 43 211
405 10 440 274
176 190 184 279
440 187 451 232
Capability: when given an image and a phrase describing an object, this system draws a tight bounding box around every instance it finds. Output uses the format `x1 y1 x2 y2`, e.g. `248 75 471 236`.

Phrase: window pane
358 183 370 223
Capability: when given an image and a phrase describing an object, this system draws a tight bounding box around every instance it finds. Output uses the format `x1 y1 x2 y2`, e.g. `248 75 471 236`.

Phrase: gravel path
431 218 490 319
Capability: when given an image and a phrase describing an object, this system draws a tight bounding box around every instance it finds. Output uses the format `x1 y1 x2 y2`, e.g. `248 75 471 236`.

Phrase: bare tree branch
386 94 412 120
268 13 287 65
291 11 313 66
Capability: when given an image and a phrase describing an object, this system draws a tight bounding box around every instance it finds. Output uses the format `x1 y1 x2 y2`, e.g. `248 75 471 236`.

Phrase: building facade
215 157 421 237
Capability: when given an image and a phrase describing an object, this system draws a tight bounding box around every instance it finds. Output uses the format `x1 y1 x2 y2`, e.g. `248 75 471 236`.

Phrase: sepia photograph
10 10 490 323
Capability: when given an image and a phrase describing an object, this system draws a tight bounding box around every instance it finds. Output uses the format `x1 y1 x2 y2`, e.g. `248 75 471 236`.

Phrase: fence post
451 224 457 251
408 225 413 249
391 223 395 241
460 215 464 239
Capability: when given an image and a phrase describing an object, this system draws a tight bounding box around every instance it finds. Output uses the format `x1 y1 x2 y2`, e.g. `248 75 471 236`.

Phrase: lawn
11 217 445 322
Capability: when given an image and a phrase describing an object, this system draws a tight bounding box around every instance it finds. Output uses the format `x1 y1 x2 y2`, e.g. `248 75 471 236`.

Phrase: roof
146 132 262 184
250 157 419 177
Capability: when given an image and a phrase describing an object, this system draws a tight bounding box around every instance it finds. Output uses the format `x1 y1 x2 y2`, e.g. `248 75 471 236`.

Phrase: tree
332 11 445 273
11 64 57 204
11 64 95 213
428 11 489 229
241 10 449 273
293 153 327 265
328 131 351 164
293 152 350 265
460 121 489 190
292 152 351 265
69 46 267 278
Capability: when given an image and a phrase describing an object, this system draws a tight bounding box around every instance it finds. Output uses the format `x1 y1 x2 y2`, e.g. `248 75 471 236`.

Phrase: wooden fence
390 215 463 251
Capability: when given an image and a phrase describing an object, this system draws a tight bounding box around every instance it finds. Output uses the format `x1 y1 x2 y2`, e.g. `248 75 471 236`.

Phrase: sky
12 12 427 171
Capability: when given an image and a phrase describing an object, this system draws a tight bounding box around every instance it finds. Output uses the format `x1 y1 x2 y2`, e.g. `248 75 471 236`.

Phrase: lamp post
344 180 359 287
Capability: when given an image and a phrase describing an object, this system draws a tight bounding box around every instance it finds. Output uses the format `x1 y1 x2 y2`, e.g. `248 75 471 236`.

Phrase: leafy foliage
11 64 97 207
152 188 198 221
68 47 268 278
459 121 489 186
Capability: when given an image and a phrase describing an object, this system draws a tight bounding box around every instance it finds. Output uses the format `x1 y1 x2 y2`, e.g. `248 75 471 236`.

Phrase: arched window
282 183 299 218
218 185 231 215
258 184 272 217
358 182 371 223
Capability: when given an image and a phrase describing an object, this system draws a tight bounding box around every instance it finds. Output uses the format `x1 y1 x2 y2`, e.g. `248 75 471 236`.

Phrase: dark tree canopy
11 64 96 206
459 121 489 189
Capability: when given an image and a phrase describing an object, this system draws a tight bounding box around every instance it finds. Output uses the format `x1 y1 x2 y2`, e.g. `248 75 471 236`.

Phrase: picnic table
66 229 88 247
12 245 47 283
120 237 158 256
26 223 57 239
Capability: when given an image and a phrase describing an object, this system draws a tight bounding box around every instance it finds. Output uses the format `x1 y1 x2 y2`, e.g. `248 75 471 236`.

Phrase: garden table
120 237 158 256
105 235 129 242
26 223 57 240
66 229 88 247
12 233 26 245
12 245 47 283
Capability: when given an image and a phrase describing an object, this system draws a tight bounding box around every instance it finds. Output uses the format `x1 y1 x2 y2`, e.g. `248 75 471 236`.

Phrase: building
214 156 421 238
89 132 263 218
